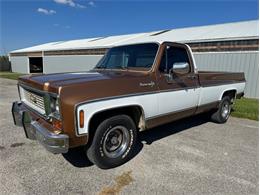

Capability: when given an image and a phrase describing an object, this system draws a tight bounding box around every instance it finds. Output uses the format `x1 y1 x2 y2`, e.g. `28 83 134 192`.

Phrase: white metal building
9 20 259 98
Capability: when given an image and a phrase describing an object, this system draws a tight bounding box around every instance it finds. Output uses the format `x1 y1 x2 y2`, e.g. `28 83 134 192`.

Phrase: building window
188 39 259 52
44 48 108 56
29 57 43 73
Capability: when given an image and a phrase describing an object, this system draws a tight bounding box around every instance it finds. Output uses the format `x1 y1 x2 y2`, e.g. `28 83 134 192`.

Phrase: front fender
74 94 157 136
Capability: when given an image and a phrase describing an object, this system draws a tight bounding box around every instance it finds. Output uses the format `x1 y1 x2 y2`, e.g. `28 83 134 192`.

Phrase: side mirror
171 62 189 74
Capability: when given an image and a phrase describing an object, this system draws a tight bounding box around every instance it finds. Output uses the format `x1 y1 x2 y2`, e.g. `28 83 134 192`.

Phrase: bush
0 56 11 71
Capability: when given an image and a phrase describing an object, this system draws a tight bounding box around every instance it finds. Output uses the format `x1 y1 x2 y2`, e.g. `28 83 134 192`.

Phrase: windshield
96 43 159 70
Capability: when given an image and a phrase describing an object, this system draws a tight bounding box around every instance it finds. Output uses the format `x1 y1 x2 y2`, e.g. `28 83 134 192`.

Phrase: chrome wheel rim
221 101 231 119
103 126 130 158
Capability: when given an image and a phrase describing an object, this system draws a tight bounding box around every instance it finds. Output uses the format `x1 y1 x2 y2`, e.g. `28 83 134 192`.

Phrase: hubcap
221 101 231 119
103 126 130 158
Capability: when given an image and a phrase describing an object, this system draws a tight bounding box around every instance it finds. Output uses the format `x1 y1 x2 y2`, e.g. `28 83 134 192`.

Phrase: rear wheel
211 96 232 123
86 115 137 169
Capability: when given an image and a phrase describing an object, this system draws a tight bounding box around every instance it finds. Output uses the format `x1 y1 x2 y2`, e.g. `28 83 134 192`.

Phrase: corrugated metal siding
10 56 29 73
43 55 103 73
194 51 259 98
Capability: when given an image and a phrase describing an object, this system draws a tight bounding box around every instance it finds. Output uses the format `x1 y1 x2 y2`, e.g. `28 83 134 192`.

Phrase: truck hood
18 70 148 93
22 71 108 84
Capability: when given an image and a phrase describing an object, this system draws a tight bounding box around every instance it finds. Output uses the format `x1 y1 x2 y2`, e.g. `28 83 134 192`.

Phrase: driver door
156 43 200 122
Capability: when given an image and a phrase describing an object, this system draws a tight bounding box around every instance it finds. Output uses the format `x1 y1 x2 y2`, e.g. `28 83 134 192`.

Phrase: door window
159 46 190 74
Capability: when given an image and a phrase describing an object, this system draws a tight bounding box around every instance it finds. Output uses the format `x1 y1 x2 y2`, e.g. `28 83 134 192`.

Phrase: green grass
0 71 24 80
232 98 259 121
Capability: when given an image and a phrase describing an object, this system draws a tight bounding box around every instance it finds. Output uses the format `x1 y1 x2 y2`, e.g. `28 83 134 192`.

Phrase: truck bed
198 71 245 87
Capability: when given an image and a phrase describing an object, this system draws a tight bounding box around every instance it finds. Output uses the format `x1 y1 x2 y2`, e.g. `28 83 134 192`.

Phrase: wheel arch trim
75 101 146 136
220 88 237 100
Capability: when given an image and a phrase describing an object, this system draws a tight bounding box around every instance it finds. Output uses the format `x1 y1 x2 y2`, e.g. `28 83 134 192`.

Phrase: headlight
50 97 60 117
55 99 60 112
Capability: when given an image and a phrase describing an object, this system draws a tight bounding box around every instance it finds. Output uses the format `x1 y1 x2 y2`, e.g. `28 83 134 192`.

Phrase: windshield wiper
96 65 128 70
113 65 128 70
95 66 106 69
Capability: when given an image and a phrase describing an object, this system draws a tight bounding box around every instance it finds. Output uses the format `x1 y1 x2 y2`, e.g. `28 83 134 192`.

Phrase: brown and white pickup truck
12 42 245 168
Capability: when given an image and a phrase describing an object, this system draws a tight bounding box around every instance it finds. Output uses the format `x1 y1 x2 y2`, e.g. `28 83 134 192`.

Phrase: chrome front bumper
12 101 69 154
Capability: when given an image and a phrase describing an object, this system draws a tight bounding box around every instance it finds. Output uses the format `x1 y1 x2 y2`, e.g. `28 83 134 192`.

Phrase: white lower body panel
76 82 246 135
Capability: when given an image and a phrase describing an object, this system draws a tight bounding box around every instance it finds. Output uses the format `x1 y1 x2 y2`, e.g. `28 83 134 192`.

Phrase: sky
0 0 259 54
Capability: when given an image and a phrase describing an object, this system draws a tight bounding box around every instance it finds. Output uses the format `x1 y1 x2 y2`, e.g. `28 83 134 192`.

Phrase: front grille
20 86 46 115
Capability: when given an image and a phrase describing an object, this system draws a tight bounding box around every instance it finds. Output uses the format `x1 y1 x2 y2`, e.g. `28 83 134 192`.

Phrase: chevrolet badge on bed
12 42 245 169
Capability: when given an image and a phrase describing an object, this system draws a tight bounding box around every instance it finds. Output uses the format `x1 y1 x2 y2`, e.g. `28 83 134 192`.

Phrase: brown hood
19 71 125 93
18 70 154 94
23 72 109 85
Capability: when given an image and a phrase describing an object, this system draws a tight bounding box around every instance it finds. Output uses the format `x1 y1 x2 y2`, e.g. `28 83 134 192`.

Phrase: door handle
187 75 197 80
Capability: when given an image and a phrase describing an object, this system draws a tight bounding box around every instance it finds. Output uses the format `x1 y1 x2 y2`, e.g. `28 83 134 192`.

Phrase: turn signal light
79 110 84 128
52 119 62 130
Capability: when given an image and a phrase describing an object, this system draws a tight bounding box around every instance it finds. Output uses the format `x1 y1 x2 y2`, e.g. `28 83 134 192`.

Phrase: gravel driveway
0 78 258 195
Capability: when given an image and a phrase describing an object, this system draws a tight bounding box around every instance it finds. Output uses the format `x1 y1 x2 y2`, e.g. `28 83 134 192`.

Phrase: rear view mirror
171 62 189 74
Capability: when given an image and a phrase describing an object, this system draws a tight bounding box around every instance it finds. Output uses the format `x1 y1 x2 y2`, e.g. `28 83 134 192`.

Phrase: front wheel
86 115 137 169
211 96 232 123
